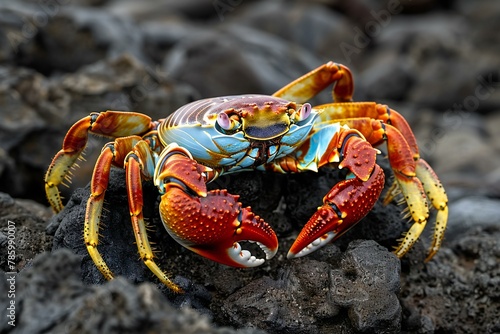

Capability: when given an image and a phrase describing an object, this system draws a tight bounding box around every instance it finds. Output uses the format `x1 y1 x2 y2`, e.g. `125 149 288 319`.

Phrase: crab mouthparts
229 241 277 267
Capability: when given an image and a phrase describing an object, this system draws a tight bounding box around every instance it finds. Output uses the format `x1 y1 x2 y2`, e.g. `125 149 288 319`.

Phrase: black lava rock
0 249 265 334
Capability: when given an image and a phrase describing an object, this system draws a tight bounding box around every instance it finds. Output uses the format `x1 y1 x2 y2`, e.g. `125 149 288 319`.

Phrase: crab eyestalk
294 103 312 122
217 112 241 132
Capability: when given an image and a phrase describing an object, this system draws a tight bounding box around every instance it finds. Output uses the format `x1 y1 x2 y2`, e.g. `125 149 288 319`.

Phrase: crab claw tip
227 240 278 267
160 188 278 269
287 204 341 259
287 232 335 259
225 207 278 267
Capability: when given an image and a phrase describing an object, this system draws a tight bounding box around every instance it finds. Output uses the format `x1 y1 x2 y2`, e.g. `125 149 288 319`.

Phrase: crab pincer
287 132 386 258
160 187 278 267
155 149 278 267
288 164 385 258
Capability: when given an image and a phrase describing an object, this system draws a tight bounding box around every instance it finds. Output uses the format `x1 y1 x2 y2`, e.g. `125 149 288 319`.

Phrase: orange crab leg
347 119 439 260
125 145 183 293
45 111 154 213
313 102 448 260
287 131 385 257
273 61 354 103
315 102 419 158
84 142 115 281
84 136 141 282
84 134 183 292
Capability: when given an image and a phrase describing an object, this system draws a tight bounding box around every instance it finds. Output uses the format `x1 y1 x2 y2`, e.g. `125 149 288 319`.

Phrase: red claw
159 186 278 268
288 164 385 258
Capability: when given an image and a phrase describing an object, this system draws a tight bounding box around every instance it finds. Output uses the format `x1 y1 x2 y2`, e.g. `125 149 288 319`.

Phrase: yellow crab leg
46 117 93 213
310 102 448 260
125 144 183 293
84 136 143 282
84 134 182 292
355 118 431 259
273 61 354 103
45 111 154 213
84 142 115 281
415 159 448 262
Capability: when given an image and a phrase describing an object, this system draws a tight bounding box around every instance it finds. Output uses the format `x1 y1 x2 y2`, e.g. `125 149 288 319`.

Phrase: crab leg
415 160 448 262
286 129 385 257
313 102 448 260
273 61 354 103
46 111 181 289
84 134 183 292
124 141 184 292
45 111 154 212
314 102 419 157
155 145 279 268
84 141 116 282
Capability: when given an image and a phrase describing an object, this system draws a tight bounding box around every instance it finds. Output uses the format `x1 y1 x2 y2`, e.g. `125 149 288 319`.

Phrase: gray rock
414 116 500 198
0 192 52 273
20 6 146 74
106 0 216 22
0 67 46 151
141 20 207 65
0 249 265 333
400 225 500 333
357 57 415 102
363 14 479 109
446 196 500 240
223 240 401 333
232 1 356 63
162 25 321 101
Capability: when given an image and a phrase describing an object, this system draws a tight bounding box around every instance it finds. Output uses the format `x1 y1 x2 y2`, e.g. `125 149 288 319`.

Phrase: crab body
45 62 449 292
159 95 318 171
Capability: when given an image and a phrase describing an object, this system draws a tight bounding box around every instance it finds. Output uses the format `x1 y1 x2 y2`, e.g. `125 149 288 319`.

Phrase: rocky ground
1 0 500 333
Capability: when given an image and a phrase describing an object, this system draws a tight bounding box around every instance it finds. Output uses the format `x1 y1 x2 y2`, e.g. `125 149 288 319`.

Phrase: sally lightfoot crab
45 61 448 292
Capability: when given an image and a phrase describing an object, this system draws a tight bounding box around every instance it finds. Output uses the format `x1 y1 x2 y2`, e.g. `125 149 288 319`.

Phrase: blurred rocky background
1 0 499 333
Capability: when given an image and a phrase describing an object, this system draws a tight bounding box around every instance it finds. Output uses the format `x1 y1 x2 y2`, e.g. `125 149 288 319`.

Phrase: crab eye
297 103 312 122
217 113 232 130
216 112 241 133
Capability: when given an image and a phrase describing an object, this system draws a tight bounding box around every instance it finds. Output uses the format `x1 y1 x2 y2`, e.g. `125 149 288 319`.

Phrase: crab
45 62 448 292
